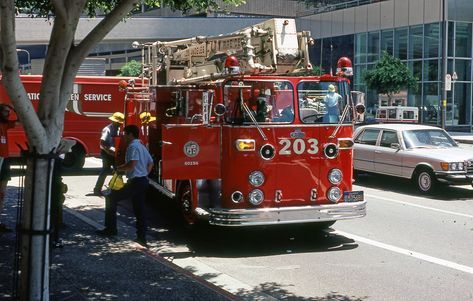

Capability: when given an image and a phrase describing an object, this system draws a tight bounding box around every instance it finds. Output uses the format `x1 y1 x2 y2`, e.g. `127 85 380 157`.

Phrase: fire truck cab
124 18 366 227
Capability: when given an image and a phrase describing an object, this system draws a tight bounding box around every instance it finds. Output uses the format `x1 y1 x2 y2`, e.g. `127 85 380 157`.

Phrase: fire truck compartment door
162 125 221 179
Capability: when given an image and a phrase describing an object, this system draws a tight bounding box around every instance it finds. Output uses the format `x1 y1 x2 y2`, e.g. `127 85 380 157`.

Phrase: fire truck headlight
236 139 255 151
249 171 265 187
248 189 264 205
324 143 338 159
327 187 342 203
231 191 244 203
328 169 343 185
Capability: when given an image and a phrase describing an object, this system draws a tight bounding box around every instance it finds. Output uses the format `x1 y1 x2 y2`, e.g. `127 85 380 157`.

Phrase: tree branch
0 0 48 152
40 0 86 121
51 0 67 20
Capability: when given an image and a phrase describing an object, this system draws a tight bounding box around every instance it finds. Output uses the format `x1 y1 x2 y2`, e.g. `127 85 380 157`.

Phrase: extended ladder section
135 18 313 85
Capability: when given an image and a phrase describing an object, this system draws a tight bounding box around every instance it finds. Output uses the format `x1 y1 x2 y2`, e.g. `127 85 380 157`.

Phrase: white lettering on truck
27 93 87 102
84 94 112 101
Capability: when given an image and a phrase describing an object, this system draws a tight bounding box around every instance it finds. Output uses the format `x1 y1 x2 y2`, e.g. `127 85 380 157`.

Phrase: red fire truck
0 75 141 170
123 18 366 227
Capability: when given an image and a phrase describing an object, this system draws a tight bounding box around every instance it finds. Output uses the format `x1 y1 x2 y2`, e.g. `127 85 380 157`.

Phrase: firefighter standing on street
93 112 124 195
96 124 153 247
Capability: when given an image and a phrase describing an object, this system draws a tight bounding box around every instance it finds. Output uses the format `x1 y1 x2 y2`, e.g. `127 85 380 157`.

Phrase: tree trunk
19 155 55 301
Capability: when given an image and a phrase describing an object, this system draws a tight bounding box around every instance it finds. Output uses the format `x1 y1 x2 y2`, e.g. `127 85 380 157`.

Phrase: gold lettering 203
278 138 318 155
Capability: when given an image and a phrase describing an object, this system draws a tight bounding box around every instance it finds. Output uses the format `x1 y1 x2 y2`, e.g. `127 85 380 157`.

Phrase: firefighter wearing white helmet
322 84 342 123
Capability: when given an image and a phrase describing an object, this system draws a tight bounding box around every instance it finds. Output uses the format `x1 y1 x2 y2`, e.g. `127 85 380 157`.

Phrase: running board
149 179 175 199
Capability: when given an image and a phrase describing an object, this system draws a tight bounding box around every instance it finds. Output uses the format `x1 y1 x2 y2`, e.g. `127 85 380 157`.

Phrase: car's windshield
297 81 350 124
402 129 458 149
223 80 294 124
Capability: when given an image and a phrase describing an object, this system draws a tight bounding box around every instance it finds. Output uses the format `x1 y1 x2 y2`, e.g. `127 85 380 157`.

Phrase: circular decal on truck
183 141 199 158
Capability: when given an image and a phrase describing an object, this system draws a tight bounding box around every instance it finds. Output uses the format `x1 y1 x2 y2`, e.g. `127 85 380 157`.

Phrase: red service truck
0 75 142 170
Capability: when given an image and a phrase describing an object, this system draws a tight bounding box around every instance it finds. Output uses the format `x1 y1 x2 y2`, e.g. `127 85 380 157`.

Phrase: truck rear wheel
177 181 197 226
61 144 85 171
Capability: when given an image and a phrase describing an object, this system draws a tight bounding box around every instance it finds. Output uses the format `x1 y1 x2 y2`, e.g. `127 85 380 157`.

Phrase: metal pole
441 0 448 129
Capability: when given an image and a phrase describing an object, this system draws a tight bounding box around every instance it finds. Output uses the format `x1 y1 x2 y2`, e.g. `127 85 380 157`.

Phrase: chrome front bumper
207 201 367 226
435 171 473 185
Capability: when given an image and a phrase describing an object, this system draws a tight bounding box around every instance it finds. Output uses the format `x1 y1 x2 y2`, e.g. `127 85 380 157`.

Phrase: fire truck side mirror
214 103 226 117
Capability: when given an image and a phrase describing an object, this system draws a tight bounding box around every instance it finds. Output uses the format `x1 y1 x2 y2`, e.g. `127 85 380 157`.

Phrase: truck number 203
278 138 319 155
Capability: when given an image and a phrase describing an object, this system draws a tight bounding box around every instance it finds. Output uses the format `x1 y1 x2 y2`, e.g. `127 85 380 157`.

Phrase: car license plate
344 191 364 202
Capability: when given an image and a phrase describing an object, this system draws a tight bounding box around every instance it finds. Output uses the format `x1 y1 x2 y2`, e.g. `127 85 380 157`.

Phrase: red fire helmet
118 80 128 91
336 57 353 77
224 55 240 74
225 55 239 68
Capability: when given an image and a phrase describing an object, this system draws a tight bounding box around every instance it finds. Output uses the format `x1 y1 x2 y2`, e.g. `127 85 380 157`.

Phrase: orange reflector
338 138 354 149
235 139 256 151
440 162 449 171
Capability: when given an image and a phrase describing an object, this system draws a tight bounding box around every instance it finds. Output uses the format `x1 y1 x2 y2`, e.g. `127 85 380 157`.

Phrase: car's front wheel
413 168 437 193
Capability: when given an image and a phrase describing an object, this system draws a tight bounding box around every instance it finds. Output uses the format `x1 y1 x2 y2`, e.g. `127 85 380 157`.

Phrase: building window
408 60 423 81
423 59 440 82
424 23 440 58
448 22 454 58
455 22 472 58
394 27 408 60
367 31 380 63
453 83 471 125
409 25 423 60
381 29 394 55
455 59 472 81
355 33 367 64
422 83 439 124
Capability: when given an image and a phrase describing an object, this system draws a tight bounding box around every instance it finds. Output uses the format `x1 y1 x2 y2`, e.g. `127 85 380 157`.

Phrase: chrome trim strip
208 201 367 226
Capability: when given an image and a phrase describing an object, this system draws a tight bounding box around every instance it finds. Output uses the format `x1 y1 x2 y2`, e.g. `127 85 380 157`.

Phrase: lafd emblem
183 141 199 157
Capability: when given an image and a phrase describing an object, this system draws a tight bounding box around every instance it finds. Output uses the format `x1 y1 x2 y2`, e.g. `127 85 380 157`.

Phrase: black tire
413 167 437 193
61 144 85 171
177 181 197 226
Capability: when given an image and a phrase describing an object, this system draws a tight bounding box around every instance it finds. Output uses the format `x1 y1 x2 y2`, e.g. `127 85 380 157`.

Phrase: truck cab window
224 80 294 124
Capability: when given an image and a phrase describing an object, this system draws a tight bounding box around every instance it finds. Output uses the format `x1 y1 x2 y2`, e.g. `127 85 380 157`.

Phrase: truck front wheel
62 144 85 171
177 181 197 226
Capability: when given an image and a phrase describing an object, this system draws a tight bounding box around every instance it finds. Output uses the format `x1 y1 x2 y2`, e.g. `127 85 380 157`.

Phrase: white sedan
353 124 473 193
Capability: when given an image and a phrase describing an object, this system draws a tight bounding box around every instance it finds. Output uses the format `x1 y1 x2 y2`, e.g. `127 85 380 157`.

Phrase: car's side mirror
390 143 401 149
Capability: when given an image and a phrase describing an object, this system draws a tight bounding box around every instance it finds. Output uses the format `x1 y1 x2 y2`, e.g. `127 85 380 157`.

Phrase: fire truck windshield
224 80 295 125
297 81 350 124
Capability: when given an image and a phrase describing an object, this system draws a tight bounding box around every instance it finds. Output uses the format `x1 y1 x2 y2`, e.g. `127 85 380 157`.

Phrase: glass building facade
352 20 473 130
304 0 473 132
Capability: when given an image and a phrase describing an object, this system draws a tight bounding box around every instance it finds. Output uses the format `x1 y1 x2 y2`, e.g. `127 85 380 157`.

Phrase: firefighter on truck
119 18 367 228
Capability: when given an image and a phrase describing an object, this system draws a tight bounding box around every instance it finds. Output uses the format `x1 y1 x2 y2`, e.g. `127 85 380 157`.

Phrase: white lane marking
334 230 473 275
366 194 473 219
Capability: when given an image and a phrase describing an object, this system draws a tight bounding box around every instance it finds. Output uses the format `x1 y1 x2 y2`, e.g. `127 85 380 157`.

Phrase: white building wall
380 1 395 29
301 0 444 40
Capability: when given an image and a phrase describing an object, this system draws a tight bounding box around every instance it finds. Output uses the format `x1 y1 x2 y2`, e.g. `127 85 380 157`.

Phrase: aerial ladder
131 18 314 85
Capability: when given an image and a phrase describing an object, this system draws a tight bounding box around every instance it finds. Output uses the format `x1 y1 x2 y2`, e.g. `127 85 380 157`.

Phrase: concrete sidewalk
0 177 239 300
